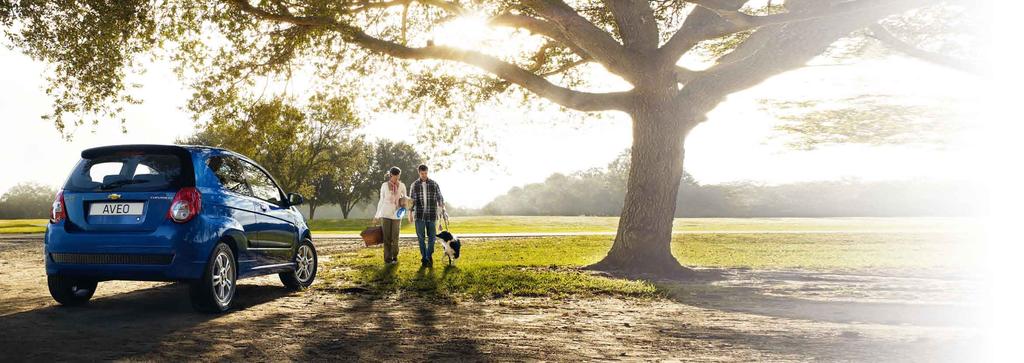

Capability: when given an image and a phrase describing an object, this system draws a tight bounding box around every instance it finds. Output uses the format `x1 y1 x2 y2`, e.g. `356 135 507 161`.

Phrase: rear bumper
44 219 216 281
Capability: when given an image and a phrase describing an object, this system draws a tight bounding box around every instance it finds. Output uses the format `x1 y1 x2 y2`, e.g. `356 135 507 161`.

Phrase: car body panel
252 199 300 264
44 144 312 283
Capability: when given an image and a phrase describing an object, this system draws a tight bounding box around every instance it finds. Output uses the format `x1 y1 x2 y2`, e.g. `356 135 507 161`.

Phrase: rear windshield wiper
98 179 150 190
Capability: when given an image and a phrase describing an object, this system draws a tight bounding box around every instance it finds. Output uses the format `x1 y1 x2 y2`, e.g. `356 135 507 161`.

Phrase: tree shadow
653 316 980 362
0 282 292 361
654 268 980 327
291 264 484 360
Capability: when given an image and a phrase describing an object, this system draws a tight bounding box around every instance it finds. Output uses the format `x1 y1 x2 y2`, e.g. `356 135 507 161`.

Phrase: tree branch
678 0 944 120
662 0 944 67
225 0 630 112
869 23 982 75
604 0 659 51
659 2 743 68
521 0 638 82
674 66 701 84
345 0 463 16
489 13 590 59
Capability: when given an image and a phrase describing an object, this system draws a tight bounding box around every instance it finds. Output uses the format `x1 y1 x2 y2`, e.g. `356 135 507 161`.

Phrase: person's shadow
413 265 438 292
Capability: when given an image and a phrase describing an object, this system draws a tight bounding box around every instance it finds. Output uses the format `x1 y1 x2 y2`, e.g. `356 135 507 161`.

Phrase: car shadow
0 282 292 361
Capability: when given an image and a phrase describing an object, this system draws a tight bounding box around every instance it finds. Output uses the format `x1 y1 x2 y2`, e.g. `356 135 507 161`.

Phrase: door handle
259 204 268 212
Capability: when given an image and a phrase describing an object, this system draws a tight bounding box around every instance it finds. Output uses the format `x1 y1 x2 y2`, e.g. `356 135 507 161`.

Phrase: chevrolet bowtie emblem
108 194 122 200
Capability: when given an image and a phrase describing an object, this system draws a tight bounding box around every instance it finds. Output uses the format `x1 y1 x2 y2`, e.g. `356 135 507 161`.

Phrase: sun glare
431 14 491 49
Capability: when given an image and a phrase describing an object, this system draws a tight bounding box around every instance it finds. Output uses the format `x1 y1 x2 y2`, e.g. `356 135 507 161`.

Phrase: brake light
167 187 202 223
49 190 66 224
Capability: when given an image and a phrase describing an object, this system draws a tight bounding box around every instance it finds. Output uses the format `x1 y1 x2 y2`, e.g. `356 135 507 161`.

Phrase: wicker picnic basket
360 226 383 247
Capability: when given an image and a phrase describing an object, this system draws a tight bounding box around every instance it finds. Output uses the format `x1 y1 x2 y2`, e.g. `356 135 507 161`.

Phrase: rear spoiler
81 144 191 159
80 144 196 186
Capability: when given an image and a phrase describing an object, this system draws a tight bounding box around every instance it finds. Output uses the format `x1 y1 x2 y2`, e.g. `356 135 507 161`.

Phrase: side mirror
287 192 305 206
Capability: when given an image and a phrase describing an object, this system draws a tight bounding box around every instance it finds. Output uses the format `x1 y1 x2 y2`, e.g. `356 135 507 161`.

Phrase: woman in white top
374 167 408 264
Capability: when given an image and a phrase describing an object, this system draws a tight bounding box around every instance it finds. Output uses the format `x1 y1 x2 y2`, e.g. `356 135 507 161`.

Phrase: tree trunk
589 89 695 277
340 201 351 219
309 203 318 220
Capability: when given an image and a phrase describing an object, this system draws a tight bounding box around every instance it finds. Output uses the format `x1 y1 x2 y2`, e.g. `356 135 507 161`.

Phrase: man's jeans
415 219 437 263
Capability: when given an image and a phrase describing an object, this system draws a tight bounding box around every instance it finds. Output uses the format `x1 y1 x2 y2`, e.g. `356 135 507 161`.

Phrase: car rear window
64 152 187 192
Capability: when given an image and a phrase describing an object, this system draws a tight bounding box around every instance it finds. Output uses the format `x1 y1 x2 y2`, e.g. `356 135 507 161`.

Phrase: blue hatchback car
45 144 317 312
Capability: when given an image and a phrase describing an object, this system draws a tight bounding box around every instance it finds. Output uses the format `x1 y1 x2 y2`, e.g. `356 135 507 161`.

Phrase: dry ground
0 236 985 362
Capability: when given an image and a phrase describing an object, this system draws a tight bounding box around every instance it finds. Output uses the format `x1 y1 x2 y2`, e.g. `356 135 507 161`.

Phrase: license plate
89 202 144 216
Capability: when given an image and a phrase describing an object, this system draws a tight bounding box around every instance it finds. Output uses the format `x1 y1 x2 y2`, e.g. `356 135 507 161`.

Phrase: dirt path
0 237 985 361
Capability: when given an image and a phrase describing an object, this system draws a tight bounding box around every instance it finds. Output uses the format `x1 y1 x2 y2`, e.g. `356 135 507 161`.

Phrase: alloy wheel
211 251 234 305
295 245 314 283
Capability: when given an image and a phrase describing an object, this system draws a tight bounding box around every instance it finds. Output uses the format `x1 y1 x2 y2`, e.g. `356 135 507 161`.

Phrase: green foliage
3 0 157 137
333 139 424 219
0 182 57 219
2 0 976 167
371 140 424 183
308 137 372 219
178 93 361 199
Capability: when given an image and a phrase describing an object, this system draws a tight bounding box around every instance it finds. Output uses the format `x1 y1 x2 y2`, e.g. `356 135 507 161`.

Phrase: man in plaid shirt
409 164 445 266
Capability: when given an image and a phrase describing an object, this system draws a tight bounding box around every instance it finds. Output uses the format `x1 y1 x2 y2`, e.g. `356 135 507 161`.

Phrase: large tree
2 0 972 275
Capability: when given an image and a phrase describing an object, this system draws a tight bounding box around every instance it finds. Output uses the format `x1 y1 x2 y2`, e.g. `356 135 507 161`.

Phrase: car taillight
168 187 202 223
49 190 66 224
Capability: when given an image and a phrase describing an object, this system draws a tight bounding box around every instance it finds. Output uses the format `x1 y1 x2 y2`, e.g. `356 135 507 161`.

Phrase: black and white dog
435 230 461 266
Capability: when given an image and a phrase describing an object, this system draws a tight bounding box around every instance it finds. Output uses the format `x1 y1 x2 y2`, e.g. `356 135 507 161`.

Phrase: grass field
309 216 976 235
321 231 979 300
0 219 48 234
0 216 977 234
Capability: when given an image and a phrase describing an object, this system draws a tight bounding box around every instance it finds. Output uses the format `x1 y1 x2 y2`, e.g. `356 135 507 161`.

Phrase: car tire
190 242 236 313
47 275 97 306
280 238 317 291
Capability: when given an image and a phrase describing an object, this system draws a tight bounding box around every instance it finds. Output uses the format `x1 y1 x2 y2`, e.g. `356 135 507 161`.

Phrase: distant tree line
0 182 56 219
482 150 982 217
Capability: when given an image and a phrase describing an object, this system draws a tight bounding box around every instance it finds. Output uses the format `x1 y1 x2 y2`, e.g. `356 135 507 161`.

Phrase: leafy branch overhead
2 0 973 135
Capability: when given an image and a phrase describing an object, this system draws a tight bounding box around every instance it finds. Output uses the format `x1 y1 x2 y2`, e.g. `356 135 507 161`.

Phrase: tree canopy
2 0 979 274
178 93 362 199
2 0 976 141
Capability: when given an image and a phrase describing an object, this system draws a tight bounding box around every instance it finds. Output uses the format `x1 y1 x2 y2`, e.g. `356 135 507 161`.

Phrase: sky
0 28 984 209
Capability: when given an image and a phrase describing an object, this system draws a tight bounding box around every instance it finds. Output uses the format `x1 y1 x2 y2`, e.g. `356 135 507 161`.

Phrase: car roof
81 144 240 156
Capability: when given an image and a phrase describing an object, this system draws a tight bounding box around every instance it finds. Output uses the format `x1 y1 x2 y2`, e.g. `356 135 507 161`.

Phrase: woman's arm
373 183 386 220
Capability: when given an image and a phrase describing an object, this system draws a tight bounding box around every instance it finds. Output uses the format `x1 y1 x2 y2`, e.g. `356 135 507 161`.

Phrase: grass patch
320 236 658 300
321 232 976 300
309 216 977 235
672 233 978 271
0 219 48 234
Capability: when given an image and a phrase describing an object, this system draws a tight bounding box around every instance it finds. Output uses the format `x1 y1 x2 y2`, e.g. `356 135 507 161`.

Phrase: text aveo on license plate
89 202 144 216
